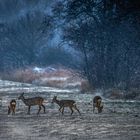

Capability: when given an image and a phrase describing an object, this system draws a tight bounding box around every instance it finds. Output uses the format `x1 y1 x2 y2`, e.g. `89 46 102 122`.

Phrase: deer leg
13 106 16 115
41 104 45 113
12 109 14 115
98 106 103 113
27 106 31 114
59 106 62 113
69 107 74 115
37 105 41 115
8 106 10 115
97 100 102 113
12 108 14 115
61 107 64 115
73 105 81 115
93 103 95 113
97 107 100 113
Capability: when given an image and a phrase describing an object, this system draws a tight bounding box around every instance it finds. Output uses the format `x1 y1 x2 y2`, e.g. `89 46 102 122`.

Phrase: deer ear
54 96 57 99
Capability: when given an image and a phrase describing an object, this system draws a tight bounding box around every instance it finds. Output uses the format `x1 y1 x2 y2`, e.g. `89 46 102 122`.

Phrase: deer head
52 96 57 103
18 92 25 100
98 104 103 113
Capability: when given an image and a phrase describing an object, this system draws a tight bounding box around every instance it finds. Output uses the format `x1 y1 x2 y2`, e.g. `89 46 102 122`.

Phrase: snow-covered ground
0 80 140 140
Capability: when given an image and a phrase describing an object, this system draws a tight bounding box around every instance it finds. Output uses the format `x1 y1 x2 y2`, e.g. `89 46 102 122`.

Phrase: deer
93 96 103 113
8 99 16 115
18 93 45 115
52 96 81 115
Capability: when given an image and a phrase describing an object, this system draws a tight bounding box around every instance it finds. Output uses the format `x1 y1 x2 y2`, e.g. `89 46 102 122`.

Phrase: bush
80 80 92 93
1 68 41 83
0 66 86 89
124 89 140 100
104 89 124 99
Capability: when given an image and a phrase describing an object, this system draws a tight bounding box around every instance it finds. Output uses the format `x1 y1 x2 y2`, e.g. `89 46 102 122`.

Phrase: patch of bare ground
0 97 140 140
0 80 140 140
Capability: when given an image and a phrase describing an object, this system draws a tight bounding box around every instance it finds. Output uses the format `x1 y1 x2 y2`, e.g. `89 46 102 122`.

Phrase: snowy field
0 80 140 140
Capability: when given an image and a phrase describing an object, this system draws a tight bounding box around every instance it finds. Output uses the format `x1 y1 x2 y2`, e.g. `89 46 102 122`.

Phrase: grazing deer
8 99 16 115
52 96 81 115
93 96 103 113
18 93 45 115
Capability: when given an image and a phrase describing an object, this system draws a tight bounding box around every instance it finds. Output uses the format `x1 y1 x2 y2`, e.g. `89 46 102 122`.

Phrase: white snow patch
33 66 56 73
41 77 69 81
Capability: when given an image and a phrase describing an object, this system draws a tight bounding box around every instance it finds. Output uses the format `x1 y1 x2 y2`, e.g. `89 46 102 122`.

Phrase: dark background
0 0 140 90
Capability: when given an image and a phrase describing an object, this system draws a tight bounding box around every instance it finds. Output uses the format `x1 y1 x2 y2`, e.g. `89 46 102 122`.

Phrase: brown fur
93 96 103 113
8 99 16 115
52 96 81 115
18 93 45 115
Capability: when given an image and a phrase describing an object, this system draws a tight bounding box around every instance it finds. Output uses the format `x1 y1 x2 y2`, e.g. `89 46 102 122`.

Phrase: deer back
10 99 16 108
93 96 102 108
23 97 44 106
93 96 102 103
59 100 75 107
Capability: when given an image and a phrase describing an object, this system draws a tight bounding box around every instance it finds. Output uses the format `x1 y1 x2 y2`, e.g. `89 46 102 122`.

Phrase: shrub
80 80 92 93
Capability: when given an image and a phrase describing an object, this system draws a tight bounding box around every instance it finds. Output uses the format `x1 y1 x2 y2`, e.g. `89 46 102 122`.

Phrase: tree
0 11 53 71
52 0 140 89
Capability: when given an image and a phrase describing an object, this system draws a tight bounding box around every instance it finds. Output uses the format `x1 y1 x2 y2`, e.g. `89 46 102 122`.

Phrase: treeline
0 0 75 71
0 0 140 89
52 0 140 89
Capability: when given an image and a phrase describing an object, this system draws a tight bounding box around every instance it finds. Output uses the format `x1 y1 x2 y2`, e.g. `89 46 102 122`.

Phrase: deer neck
55 99 61 106
21 96 27 105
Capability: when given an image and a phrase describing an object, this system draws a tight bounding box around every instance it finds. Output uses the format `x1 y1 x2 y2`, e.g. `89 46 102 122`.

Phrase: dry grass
1 69 41 83
0 67 91 91
104 89 124 99
80 80 92 93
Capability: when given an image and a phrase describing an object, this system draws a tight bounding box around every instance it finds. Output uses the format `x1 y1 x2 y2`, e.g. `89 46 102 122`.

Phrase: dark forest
0 0 140 89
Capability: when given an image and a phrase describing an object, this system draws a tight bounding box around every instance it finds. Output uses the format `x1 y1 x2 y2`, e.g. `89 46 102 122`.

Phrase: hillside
0 80 140 140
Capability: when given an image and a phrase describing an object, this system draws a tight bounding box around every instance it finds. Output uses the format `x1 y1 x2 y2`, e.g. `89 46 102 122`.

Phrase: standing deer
8 99 16 115
93 96 103 113
18 93 45 115
52 96 81 115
